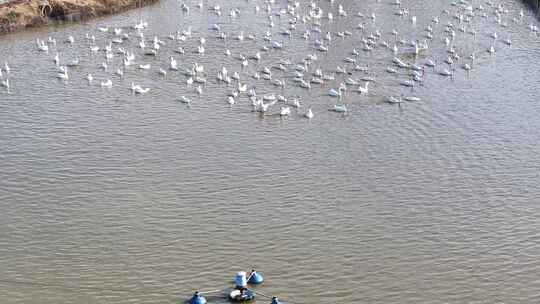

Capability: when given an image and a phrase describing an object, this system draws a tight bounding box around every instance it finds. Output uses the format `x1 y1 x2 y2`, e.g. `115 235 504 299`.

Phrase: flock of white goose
1 0 537 119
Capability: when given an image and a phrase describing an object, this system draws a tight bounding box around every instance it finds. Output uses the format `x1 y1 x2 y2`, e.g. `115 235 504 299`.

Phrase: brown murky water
1 0 540 303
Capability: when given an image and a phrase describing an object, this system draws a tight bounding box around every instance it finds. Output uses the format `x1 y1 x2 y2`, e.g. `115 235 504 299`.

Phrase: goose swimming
56 67 68 80
37 39 49 52
439 69 453 76
170 57 178 70
1 78 9 90
67 58 80 67
179 96 191 104
386 96 403 104
332 104 347 113
53 53 60 66
304 108 314 119
131 83 150 94
357 82 369 94
280 106 291 116
101 79 113 88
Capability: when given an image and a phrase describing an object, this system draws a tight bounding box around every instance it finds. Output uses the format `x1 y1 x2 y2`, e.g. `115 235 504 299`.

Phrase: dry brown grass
0 0 157 34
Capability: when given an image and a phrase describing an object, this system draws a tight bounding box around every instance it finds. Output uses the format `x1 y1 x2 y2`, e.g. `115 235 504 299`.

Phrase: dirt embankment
0 0 159 35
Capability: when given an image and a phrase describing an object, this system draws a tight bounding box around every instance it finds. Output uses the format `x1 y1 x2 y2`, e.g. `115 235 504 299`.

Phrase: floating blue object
189 291 207 304
271 296 281 304
235 271 248 288
247 270 264 285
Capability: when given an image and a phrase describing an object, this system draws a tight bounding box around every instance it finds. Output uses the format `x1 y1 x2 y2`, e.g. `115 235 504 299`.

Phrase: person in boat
231 271 252 301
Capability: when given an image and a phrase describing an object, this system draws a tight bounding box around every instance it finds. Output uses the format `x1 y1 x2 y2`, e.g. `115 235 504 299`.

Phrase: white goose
170 57 178 70
304 108 314 119
56 67 69 80
193 63 204 73
67 58 80 67
37 39 49 52
131 83 150 94
357 82 369 95
178 96 191 104
439 69 453 77
1 78 9 90
101 79 113 88
280 106 291 116
238 83 247 93
197 45 205 54
386 96 403 104
237 31 244 41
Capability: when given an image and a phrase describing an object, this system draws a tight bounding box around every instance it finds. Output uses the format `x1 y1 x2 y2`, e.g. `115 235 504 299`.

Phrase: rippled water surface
1 0 540 303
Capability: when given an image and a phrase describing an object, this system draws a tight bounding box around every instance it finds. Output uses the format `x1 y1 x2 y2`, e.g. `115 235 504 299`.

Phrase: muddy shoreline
0 0 159 35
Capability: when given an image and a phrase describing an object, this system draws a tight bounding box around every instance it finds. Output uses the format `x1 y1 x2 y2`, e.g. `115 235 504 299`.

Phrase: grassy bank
0 0 159 35
524 0 540 14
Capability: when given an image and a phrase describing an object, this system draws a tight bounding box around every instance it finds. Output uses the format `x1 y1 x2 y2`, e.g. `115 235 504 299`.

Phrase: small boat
229 289 255 302
229 271 257 302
